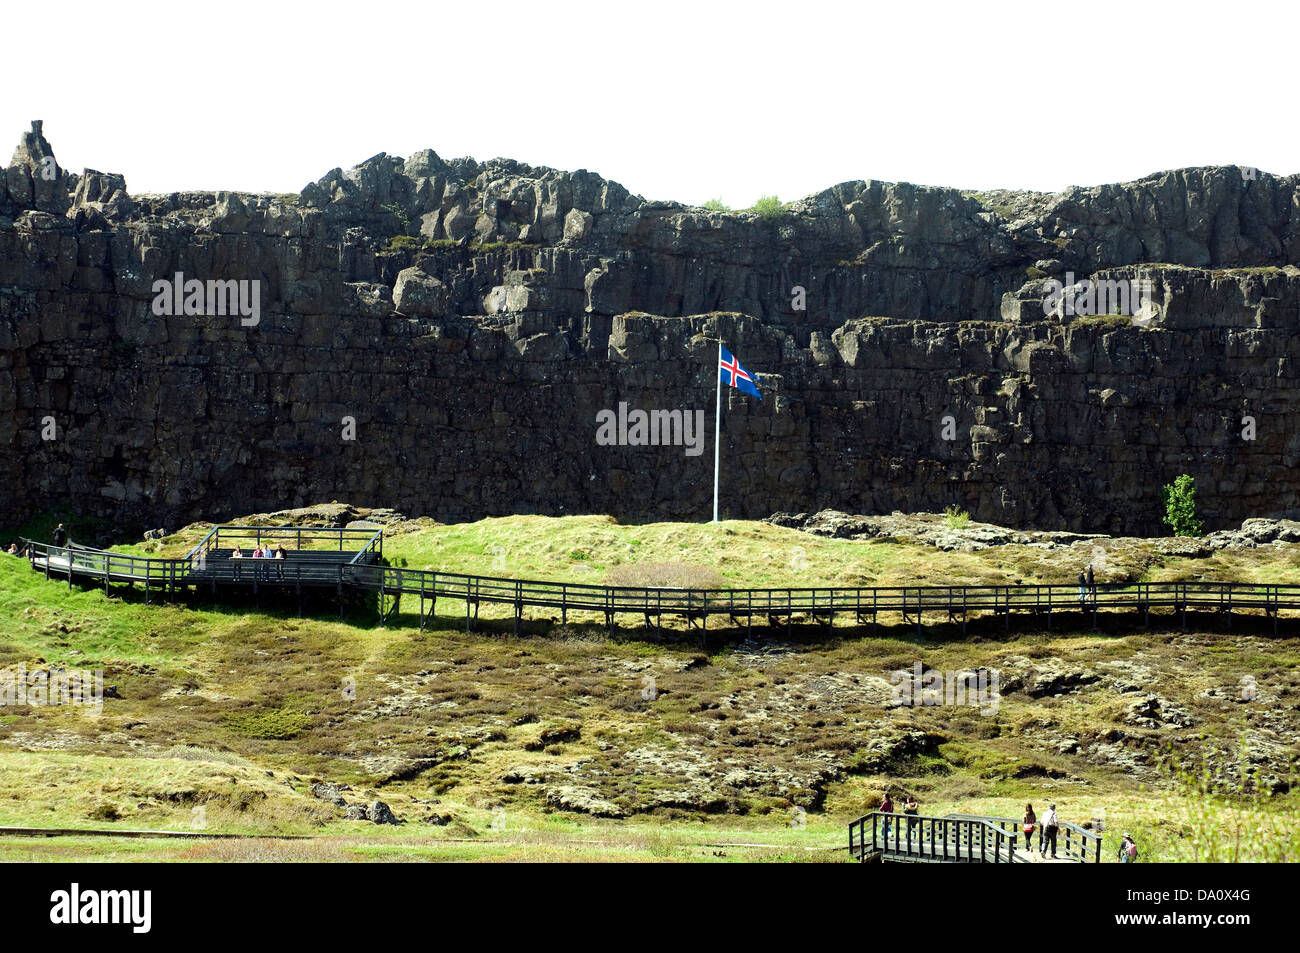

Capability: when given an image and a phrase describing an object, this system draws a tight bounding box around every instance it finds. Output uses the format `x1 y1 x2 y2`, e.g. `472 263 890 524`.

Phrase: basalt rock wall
3 122 1300 534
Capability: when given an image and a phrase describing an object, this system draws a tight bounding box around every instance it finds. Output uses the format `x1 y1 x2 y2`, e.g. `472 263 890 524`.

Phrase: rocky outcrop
996 655 1101 699
5 122 1300 533
309 781 401 823
770 511 1300 556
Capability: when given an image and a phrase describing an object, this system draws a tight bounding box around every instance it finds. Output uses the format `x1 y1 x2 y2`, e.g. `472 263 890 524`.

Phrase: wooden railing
18 536 1300 634
849 811 1020 863
944 813 1102 863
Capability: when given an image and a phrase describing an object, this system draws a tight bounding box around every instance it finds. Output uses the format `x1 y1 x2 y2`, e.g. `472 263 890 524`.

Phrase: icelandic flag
719 345 761 400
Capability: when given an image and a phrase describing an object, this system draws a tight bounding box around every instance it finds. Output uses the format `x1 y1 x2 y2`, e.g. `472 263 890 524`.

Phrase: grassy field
1 513 1297 862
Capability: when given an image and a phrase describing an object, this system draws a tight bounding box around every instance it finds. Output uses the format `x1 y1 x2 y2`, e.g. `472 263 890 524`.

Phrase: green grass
2 512 1298 861
225 707 313 740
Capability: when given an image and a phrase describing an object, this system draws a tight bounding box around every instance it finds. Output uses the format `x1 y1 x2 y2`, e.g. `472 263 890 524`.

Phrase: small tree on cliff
1162 474 1204 537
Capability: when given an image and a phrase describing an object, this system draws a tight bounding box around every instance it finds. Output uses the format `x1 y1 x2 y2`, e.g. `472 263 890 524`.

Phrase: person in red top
879 793 895 844
1022 802 1037 851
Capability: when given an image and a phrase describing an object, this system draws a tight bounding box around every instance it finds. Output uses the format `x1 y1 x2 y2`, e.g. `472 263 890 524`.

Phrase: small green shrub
749 195 786 220
702 198 731 212
1161 474 1204 537
386 235 419 252
943 505 971 530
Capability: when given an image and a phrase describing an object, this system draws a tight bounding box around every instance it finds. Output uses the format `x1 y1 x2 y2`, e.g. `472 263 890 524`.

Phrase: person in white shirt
1041 804 1059 858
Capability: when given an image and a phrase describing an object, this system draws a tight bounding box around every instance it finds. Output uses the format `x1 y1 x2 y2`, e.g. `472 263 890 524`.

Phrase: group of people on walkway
230 543 287 580
1021 802 1061 857
1076 563 1097 604
1022 802 1137 861
876 793 921 839
876 794 1138 862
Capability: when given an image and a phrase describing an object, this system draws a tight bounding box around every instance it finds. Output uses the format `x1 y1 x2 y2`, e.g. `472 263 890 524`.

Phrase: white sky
6 0 1295 206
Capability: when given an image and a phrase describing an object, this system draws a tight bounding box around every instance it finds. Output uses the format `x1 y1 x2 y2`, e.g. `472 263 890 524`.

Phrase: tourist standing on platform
52 523 67 550
879 792 894 842
1086 564 1096 600
1077 570 1087 604
903 795 919 838
231 545 244 580
1022 803 1037 850
274 544 286 580
1041 804 1059 858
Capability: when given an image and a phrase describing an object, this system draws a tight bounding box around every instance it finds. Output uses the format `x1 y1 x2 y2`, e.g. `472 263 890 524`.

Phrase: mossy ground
1 515 1297 862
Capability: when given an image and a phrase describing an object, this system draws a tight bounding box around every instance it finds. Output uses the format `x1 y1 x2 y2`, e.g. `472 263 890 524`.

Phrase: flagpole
713 340 721 523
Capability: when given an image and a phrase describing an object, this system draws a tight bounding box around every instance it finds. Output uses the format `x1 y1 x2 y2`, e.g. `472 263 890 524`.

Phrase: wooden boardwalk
17 526 1300 637
849 811 1102 864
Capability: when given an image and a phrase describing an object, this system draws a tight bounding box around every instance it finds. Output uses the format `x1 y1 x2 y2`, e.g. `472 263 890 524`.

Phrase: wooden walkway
848 811 1102 863
17 526 1300 637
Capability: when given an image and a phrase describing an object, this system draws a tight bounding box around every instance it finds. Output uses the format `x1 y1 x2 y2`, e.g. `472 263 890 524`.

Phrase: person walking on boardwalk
1022 803 1037 851
1041 803 1059 858
1118 833 1138 863
1077 569 1087 605
52 523 67 550
1086 563 1096 601
879 792 894 844
274 544 286 580
903 795 919 839
231 544 244 580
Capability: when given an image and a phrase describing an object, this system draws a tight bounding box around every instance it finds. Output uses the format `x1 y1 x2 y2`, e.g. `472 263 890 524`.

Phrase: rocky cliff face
3 121 1299 533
